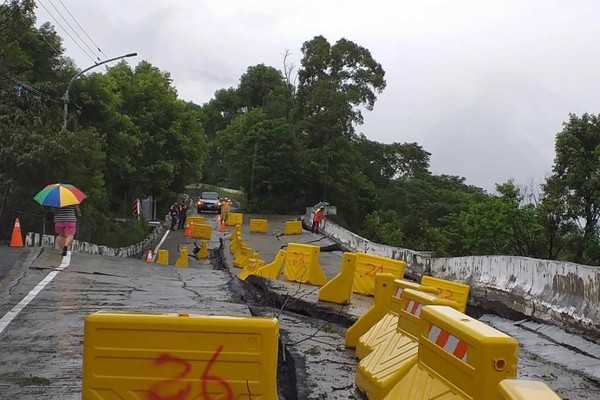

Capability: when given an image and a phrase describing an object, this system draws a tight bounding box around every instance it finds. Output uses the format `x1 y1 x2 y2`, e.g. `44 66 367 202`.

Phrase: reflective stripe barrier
353 253 406 295
238 257 265 281
283 220 302 235
421 275 470 313
355 279 439 359
384 306 518 400
82 312 279 399
498 380 562 399
226 212 243 226
192 223 213 240
284 243 328 286
255 249 287 279
157 249 169 265
318 253 356 304
345 273 395 348
249 219 268 233
175 246 188 268
356 289 460 399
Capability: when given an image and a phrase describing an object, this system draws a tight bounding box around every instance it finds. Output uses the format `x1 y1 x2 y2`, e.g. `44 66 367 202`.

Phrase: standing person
53 204 81 256
169 202 179 230
178 202 187 230
312 207 325 234
220 199 230 225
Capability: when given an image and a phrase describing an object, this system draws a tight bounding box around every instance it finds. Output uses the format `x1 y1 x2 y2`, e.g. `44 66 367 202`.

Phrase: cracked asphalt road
1 213 599 399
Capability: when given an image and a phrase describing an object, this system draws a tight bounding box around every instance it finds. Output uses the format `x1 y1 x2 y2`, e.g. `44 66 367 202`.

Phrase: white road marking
0 252 71 335
151 230 171 262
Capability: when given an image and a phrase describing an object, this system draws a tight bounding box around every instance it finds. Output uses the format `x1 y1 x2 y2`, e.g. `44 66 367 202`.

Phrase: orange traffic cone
184 224 191 237
219 219 226 233
9 218 24 247
146 248 154 262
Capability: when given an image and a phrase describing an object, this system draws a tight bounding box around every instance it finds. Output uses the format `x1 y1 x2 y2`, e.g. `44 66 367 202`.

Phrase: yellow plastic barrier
157 249 169 265
238 251 259 270
238 257 266 281
421 275 470 313
318 253 356 305
249 219 268 233
226 212 243 226
197 240 209 259
233 246 252 268
283 220 302 235
498 380 562 400
175 246 189 268
384 305 519 400
353 253 406 295
82 312 279 399
355 279 440 359
187 215 205 226
192 223 213 240
345 273 395 348
283 243 327 286
230 233 244 256
255 249 287 279
356 289 460 399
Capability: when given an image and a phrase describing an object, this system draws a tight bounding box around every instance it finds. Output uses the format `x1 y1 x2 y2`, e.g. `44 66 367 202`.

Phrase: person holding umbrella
53 204 82 256
34 183 87 257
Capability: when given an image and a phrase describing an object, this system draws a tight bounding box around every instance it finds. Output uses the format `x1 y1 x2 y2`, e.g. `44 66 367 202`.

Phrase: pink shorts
55 222 77 237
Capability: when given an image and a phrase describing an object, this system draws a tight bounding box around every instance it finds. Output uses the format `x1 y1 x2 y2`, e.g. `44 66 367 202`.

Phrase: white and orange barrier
356 289 460 399
383 306 519 400
355 278 439 359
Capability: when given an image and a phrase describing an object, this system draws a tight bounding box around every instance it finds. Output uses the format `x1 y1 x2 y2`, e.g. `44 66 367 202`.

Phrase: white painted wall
316 215 600 338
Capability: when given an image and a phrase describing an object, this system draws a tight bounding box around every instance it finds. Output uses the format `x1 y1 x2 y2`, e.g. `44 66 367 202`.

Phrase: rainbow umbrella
34 183 87 207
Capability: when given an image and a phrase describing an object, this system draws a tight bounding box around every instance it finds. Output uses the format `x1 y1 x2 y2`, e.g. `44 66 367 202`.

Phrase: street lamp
63 52 138 130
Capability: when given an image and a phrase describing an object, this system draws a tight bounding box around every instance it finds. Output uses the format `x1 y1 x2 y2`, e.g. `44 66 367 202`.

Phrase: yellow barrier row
152 240 209 267
224 215 562 399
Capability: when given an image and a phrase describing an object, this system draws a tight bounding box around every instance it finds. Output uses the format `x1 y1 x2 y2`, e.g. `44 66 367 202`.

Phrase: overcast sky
35 0 600 192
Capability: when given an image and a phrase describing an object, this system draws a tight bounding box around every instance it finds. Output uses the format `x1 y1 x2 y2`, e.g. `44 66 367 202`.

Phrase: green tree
75 61 208 215
448 181 546 257
544 113 600 264
217 109 304 212
294 36 386 217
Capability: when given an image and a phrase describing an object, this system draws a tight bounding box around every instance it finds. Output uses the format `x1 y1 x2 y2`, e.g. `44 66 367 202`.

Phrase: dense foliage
0 1 206 244
2 1 600 265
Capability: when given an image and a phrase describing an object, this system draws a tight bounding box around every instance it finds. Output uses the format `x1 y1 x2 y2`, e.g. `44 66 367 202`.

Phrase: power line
36 0 98 65
44 0 101 63
14 3 62 56
56 0 111 61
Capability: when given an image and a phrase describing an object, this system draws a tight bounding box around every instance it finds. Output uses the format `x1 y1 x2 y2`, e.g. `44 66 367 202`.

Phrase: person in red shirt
312 207 325 233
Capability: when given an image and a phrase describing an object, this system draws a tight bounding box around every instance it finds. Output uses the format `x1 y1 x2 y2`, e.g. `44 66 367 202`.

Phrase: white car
197 192 221 213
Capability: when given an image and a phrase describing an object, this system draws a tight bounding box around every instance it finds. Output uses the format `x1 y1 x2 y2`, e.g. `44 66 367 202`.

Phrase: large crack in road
214 238 600 400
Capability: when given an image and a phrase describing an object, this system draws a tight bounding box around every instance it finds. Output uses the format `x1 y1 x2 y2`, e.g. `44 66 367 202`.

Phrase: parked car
197 191 221 213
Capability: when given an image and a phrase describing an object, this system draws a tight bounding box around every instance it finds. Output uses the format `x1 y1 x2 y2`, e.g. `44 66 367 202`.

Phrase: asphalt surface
0 212 599 399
